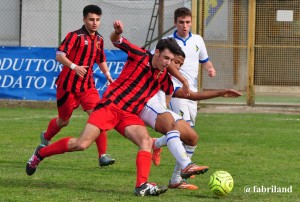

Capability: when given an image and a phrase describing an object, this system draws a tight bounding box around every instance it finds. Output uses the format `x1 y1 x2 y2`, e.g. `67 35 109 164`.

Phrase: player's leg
26 123 101 176
140 103 208 177
82 88 115 167
115 114 167 196
26 105 116 176
41 88 77 145
169 100 204 188
139 104 165 166
155 112 208 178
168 120 199 189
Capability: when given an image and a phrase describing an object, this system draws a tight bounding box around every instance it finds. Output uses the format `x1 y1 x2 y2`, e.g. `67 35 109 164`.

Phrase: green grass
0 108 299 201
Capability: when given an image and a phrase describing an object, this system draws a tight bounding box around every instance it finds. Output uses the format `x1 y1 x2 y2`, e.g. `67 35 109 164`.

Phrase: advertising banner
0 47 127 100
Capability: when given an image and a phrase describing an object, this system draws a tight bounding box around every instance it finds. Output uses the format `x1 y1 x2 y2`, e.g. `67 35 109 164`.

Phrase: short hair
83 5 102 18
178 49 186 58
155 38 182 56
174 7 191 21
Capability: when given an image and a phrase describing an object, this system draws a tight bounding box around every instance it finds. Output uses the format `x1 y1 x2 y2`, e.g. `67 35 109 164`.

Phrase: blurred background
0 0 299 107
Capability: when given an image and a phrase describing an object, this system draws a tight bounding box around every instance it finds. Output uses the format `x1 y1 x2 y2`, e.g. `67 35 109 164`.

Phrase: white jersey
146 90 167 107
166 31 209 91
139 90 182 129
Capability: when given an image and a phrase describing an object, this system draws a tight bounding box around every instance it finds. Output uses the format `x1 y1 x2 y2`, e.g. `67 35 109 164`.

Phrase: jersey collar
81 25 99 39
173 30 192 46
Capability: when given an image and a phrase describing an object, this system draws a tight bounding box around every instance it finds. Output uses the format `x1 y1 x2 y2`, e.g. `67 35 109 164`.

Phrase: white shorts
169 97 197 127
139 103 182 129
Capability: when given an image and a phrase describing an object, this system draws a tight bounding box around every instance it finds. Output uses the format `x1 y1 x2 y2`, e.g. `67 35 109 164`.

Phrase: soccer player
160 7 216 189
168 7 216 127
39 5 115 167
147 53 241 190
25 20 200 196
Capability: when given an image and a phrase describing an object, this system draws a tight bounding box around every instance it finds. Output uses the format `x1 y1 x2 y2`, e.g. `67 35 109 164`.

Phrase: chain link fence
0 0 188 49
200 0 300 106
0 0 299 107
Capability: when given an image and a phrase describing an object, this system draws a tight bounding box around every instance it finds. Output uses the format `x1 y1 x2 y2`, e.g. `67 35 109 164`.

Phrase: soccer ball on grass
208 171 234 196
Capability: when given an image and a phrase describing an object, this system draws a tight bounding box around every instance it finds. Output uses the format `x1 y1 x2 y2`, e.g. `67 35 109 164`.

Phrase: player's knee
74 142 88 151
182 130 199 146
57 119 69 128
169 120 178 130
138 135 152 150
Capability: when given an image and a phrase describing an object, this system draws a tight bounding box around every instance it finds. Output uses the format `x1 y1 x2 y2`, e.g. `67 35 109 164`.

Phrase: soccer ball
208 171 234 196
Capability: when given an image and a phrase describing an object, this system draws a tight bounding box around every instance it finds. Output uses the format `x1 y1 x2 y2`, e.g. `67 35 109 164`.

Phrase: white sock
166 130 191 169
183 144 196 160
154 135 167 148
170 144 196 184
170 161 182 184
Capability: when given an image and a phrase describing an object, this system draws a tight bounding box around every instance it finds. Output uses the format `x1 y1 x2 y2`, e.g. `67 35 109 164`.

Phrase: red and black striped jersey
56 25 106 93
99 37 173 114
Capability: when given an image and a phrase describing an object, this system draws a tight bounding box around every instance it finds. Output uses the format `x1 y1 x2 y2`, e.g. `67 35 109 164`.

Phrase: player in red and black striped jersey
38 5 115 167
26 20 182 196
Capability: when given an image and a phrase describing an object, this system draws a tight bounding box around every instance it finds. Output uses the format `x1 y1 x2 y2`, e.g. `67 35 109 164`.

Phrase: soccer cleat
180 163 209 179
152 138 162 166
190 175 196 179
134 182 168 196
99 154 115 167
26 144 45 176
168 180 198 190
40 131 49 146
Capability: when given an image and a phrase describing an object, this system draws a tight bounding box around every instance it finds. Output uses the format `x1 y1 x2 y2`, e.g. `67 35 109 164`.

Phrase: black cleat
134 182 168 196
99 154 115 167
26 144 45 176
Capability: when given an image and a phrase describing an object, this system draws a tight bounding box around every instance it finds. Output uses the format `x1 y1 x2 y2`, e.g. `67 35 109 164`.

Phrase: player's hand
113 20 123 34
107 76 114 84
222 89 242 98
208 67 216 77
182 80 191 97
74 65 88 78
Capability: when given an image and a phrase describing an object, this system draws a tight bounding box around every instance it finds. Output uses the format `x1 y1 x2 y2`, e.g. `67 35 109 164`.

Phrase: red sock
136 151 152 187
38 137 71 158
44 118 61 141
95 131 107 157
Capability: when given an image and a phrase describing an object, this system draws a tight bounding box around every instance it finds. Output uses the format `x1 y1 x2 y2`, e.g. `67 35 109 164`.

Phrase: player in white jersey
139 51 209 190
167 7 216 127
140 52 241 190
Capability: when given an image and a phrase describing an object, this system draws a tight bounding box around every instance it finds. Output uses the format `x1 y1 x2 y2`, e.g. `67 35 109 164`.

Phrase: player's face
154 49 175 71
83 13 101 34
174 15 192 38
172 55 185 70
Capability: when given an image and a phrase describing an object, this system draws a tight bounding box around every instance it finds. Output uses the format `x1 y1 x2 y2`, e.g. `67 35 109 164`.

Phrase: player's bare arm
174 88 242 101
167 59 191 97
98 62 113 84
202 61 216 77
110 20 123 43
56 53 88 78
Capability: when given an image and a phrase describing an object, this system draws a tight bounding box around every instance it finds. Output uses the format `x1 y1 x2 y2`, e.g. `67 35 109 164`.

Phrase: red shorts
87 102 145 135
56 87 100 120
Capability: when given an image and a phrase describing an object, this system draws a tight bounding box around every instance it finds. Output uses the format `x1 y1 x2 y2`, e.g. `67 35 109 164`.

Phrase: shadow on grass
0 177 128 195
0 159 136 176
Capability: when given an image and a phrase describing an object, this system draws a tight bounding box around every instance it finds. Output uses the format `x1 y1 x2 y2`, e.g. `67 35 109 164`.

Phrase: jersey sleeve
198 36 209 63
160 73 174 95
113 37 145 60
58 32 77 56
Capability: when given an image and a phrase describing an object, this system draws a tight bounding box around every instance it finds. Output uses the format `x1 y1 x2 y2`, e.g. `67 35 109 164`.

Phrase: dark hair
178 49 185 58
155 37 182 56
83 5 102 18
174 7 191 21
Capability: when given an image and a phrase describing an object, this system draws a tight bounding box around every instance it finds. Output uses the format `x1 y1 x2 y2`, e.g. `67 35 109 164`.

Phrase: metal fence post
247 0 256 106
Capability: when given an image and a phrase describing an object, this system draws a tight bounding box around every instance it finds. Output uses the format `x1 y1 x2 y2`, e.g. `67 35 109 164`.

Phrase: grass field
0 107 299 202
